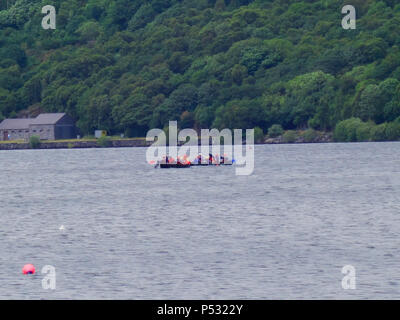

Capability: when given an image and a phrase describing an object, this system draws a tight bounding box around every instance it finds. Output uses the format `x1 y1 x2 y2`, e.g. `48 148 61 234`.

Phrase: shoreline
264 131 333 144
1 133 399 151
0 138 151 150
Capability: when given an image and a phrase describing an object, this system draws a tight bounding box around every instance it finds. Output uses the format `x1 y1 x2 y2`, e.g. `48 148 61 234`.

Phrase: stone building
0 113 76 141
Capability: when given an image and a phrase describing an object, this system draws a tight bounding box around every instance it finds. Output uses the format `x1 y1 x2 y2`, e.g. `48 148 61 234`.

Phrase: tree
215 0 226 12
282 130 296 143
86 95 114 132
302 128 318 143
213 99 264 129
231 64 248 85
268 124 283 137
112 93 152 134
76 21 103 41
357 85 383 123
380 79 400 121
194 105 215 129
334 118 365 142
285 71 336 130
254 126 264 144
370 123 388 141
29 135 41 149
127 3 157 31
180 111 195 129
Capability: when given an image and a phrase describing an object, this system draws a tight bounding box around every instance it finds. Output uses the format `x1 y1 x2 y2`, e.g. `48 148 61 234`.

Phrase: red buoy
22 264 35 275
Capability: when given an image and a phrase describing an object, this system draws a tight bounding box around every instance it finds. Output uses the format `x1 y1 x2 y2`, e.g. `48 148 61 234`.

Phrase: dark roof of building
0 113 67 130
0 119 32 130
31 113 67 125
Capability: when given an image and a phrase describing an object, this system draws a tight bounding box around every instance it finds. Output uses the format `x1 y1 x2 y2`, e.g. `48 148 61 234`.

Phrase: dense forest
1 0 400 141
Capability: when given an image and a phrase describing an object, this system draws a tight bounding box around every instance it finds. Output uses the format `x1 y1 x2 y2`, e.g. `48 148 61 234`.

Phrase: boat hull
158 163 233 168
191 163 233 166
160 163 191 168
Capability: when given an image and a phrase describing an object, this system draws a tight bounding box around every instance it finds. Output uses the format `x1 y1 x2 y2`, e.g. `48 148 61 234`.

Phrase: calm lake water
1 142 400 299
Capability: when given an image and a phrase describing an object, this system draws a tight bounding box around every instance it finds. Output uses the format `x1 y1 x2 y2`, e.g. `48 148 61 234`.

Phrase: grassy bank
0 137 150 150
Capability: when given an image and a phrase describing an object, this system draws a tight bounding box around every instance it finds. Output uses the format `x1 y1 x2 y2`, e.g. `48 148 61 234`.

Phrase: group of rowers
160 153 230 165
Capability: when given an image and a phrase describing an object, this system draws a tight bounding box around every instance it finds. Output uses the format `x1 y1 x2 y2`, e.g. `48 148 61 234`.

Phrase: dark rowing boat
191 163 233 166
160 163 191 168
158 162 233 168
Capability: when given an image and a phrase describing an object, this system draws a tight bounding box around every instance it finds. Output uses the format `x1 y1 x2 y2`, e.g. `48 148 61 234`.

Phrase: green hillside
1 0 400 141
